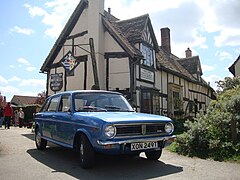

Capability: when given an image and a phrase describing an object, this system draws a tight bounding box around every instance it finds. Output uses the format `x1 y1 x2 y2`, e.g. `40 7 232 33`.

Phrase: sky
0 0 239 102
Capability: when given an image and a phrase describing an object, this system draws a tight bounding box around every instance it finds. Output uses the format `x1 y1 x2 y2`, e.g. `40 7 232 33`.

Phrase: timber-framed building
40 0 216 118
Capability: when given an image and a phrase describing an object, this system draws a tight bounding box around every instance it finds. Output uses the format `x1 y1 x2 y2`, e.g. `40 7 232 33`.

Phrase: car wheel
35 128 47 150
79 134 95 169
145 149 162 160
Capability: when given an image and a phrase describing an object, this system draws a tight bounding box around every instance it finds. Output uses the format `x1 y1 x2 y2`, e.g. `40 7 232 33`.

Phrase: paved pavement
0 126 240 180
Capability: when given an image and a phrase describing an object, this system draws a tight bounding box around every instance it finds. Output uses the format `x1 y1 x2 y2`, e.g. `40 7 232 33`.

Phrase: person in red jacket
4 102 13 129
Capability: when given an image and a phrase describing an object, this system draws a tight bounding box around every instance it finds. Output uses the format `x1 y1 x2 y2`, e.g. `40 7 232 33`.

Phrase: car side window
47 96 59 112
58 95 71 112
40 98 51 112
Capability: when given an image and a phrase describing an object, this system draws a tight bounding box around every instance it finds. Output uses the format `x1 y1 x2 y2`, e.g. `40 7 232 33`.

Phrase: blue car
35 90 175 169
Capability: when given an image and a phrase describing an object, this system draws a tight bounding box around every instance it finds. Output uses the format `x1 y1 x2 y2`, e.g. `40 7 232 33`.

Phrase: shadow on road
22 133 35 141
27 142 183 180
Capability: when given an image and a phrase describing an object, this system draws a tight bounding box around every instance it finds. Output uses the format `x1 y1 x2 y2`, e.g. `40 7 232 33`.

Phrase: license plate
131 141 158 151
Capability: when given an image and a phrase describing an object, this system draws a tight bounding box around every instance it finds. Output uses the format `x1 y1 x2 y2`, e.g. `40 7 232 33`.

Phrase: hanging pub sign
50 73 63 91
60 51 79 72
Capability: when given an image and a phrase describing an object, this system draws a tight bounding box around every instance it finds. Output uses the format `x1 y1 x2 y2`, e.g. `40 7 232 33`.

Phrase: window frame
140 43 155 68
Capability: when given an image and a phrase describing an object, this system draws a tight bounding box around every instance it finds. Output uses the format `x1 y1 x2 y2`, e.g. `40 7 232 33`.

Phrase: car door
54 94 74 145
42 95 60 139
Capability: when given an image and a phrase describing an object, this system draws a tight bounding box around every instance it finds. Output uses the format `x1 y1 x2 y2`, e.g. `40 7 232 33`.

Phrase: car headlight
104 125 116 138
164 122 174 134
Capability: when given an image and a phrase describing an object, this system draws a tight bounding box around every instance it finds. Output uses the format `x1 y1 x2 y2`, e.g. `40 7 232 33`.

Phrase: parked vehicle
34 90 175 169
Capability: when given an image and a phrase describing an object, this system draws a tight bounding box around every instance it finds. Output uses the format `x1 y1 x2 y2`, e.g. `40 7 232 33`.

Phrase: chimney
108 7 111 14
185 47 192 58
160 27 171 54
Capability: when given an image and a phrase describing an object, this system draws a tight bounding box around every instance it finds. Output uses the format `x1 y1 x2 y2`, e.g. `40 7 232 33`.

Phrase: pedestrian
3 102 13 129
19 108 25 128
14 110 19 127
0 107 3 127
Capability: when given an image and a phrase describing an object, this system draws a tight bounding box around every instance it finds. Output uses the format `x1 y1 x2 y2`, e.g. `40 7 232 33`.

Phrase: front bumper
97 135 176 146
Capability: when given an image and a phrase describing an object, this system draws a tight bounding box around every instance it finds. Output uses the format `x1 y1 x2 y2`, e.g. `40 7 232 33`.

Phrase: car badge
142 124 146 135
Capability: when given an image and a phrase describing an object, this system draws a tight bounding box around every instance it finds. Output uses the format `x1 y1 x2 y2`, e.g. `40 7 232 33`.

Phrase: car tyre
79 134 95 169
145 149 162 160
35 128 47 150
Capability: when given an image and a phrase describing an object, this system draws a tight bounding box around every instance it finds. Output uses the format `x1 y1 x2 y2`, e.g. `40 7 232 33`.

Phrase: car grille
115 123 166 137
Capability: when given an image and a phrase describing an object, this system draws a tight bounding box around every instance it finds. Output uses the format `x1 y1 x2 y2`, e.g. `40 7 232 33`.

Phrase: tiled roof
103 10 119 21
103 16 142 58
106 13 211 87
178 56 203 75
156 48 197 82
11 95 38 106
116 14 149 43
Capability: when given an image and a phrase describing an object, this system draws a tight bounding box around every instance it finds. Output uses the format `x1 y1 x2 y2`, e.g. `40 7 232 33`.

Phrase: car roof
48 90 122 98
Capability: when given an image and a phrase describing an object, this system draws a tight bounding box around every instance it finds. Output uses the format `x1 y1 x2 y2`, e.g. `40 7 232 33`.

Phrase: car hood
76 112 172 123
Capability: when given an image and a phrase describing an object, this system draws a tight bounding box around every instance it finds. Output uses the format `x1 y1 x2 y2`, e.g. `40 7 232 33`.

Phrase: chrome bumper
97 135 176 145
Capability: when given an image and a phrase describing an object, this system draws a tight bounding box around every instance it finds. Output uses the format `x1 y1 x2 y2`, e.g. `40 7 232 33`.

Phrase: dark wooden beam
66 30 88 40
105 52 129 59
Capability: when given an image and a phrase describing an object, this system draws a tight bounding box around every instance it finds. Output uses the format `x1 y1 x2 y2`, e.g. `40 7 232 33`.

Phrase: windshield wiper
77 106 107 112
104 106 132 112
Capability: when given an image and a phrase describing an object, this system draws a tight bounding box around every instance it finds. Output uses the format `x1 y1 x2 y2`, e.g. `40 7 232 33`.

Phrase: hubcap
80 143 84 162
36 132 41 146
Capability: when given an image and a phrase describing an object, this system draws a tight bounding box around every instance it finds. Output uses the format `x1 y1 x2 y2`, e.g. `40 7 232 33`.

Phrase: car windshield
73 92 134 112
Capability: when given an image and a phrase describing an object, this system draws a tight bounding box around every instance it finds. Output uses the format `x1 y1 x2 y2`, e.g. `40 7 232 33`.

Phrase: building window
173 91 180 111
142 91 151 113
153 94 160 114
141 89 160 114
140 44 154 67
167 83 183 117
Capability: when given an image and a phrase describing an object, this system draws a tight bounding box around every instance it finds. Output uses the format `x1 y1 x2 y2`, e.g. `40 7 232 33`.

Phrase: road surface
0 127 239 180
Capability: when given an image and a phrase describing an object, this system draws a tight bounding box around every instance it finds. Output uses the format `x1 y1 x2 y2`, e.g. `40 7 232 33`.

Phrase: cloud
18 58 30 66
10 26 34 35
204 0 240 48
107 0 207 57
214 28 240 47
19 79 45 88
26 67 37 72
0 86 20 102
0 76 8 85
215 51 233 61
24 4 47 17
8 76 21 82
202 74 222 90
202 64 215 72
106 0 182 19
25 0 79 39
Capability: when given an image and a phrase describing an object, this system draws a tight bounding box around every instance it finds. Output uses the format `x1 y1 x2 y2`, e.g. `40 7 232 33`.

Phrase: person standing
14 110 19 127
0 107 3 128
19 108 25 128
3 102 13 129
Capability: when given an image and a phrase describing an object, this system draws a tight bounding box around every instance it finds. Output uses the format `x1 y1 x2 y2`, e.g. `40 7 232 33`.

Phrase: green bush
173 86 240 161
172 119 187 135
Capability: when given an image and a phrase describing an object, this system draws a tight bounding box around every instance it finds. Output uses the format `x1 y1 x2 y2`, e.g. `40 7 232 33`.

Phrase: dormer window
140 43 154 67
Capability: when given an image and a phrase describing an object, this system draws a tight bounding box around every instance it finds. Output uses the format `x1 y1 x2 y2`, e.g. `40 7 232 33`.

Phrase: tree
216 76 240 93
35 91 46 105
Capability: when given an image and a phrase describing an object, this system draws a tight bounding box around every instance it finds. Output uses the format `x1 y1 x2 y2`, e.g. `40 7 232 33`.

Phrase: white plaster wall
105 32 124 52
109 58 130 89
66 62 86 90
235 60 240 77
168 74 174 84
162 71 168 94
174 76 180 85
155 71 161 90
